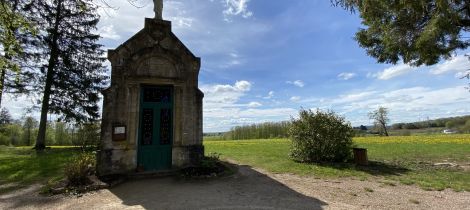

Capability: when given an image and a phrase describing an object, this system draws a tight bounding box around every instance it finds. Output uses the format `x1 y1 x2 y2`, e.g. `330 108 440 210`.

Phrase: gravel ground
267 171 470 210
0 164 468 210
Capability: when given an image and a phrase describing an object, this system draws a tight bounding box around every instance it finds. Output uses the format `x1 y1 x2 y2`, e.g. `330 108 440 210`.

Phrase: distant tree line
214 114 470 141
391 115 470 133
0 108 100 147
223 121 291 140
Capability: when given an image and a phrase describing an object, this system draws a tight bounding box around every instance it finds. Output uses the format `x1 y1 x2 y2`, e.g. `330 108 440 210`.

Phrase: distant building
443 129 457 134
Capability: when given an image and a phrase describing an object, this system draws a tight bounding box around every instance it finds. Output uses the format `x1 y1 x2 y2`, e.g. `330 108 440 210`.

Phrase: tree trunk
27 128 31 146
35 54 56 150
0 68 6 107
382 123 389 136
35 0 62 151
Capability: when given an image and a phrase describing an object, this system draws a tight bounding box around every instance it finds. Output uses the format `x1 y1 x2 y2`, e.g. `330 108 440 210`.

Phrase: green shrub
180 152 226 177
0 133 10 146
288 109 354 163
64 152 96 186
73 123 100 151
200 152 221 168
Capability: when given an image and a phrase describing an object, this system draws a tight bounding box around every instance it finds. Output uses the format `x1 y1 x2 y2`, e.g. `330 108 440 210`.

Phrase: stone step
127 170 179 180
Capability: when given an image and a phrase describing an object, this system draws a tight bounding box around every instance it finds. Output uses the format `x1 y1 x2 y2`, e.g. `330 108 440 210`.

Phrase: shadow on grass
355 161 410 176
315 161 410 176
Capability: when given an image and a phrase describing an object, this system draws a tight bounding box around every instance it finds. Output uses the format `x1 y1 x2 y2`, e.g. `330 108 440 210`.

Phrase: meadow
0 146 86 194
204 134 470 191
0 135 468 194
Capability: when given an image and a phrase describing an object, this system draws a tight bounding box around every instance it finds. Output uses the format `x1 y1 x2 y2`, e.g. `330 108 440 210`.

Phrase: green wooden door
138 86 173 171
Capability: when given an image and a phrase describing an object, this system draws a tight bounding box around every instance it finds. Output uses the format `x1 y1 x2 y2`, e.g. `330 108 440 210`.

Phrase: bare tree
368 106 389 136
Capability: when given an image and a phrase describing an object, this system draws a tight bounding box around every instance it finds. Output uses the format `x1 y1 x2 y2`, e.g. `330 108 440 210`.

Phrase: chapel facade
97 16 204 175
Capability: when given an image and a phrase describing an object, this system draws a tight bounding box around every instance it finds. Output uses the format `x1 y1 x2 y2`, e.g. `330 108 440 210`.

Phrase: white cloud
97 1 150 35
229 52 239 58
333 91 378 104
222 0 253 21
164 1 195 28
238 108 297 118
290 96 301 102
368 55 470 80
455 71 470 78
98 25 121 40
201 81 296 131
201 80 252 106
337 72 356 80
234 80 251 91
286 80 305 87
372 64 418 80
263 91 275 99
203 107 297 132
248 102 262 108
2 95 37 119
430 55 470 76
315 85 470 126
96 0 199 41
219 54 243 69
216 52 244 68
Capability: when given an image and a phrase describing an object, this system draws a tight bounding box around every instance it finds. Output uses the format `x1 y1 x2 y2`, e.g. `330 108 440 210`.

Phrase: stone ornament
154 0 163 19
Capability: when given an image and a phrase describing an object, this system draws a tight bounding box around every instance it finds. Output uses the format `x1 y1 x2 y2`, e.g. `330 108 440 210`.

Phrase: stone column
173 85 183 146
127 83 140 149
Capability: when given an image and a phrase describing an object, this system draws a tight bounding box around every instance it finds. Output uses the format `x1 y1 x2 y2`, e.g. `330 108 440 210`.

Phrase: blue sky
4 0 470 132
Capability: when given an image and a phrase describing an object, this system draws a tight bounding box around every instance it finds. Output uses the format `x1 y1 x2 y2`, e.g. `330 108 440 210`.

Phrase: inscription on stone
112 125 126 141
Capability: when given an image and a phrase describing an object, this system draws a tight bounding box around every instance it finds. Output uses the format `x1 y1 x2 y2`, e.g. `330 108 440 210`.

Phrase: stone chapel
97 2 204 175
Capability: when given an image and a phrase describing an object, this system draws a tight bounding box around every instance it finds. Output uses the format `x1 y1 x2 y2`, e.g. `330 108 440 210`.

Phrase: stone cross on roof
154 0 163 19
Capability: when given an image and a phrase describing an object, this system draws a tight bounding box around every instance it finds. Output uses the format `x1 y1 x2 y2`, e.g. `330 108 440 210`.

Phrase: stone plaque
112 125 126 141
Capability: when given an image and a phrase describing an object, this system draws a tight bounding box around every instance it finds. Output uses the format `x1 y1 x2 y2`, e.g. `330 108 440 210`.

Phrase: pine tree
332 0 470 66
0 0 37 107
0 108 12 125
32 0 108 150
22 116 37 146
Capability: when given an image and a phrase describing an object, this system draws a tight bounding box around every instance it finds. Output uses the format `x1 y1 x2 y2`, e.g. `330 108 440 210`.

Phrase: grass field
0 135 468 193
0 146 85 194
204 135 470 191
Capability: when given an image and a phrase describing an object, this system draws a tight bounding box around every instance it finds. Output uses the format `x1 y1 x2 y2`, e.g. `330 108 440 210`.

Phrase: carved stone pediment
135 56 178 78
107 19 200 77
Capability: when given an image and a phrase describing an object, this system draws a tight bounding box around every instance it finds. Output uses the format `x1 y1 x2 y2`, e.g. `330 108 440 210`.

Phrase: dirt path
267 171 469 209
0 165 468 210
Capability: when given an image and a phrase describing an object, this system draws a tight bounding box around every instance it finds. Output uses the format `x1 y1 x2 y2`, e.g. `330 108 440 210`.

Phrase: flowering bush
64 152 95 186
289 109 354 163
